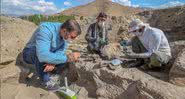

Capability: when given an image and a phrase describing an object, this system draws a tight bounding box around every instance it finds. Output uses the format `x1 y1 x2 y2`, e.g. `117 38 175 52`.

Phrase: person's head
128 19 147 36
96 12 108 28
60 19 81 41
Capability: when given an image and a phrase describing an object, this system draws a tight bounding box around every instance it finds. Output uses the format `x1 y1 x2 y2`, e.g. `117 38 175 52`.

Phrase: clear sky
1 0 185 16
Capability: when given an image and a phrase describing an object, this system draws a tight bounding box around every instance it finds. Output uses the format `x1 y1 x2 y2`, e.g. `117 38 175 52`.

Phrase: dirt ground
0 5 185 99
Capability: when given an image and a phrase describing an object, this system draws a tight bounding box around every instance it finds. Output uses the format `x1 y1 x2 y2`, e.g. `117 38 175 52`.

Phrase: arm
36 26 68 65
59 41 68 54
108 24 112 31
128 33 161 58
85 25 96 42
147 32 161 56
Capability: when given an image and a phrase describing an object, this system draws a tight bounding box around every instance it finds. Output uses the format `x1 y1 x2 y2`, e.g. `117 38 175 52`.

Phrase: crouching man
85 12 112 55
120 19 172 70
23 19 81 89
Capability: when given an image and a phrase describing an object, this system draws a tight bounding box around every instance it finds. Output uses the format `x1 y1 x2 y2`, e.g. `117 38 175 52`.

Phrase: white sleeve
126 39 132 46
148 32 161 56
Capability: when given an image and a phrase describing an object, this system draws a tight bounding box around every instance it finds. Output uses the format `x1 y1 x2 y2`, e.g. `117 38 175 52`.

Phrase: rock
0 61 60 99
170 41 185 59
100 43 123 59
1 83 59 99
164 41 185 70
73 54 185 99
123 79 185 99
77 87 89 99
0 16 37 62
0 61 21 83
108 64 121 70
169 48 185 86
143 6 185 41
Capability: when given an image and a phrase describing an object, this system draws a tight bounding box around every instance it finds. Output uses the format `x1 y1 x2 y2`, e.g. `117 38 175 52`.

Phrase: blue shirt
25 22 68 64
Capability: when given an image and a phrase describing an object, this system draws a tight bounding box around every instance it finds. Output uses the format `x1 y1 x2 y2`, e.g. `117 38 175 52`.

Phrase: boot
127 59 144 68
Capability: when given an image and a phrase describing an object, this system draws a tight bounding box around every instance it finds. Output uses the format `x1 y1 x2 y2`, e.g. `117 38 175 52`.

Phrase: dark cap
97 12 107 19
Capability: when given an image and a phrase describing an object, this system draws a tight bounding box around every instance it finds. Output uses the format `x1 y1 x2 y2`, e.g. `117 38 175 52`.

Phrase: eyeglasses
131 28 142 33
132 30 137 32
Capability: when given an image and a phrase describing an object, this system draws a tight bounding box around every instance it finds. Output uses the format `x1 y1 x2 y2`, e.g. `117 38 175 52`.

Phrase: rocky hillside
0 16 37 62
140 6 185 41
57 0 142 17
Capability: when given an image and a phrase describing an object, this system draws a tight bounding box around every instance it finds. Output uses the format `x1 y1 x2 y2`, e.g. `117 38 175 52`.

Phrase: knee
23 48 31 64
23 48 37 64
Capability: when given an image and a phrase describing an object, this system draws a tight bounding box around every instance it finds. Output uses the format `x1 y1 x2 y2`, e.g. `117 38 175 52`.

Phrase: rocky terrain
0 16 37 62
140 6 185 41
1 1 185 99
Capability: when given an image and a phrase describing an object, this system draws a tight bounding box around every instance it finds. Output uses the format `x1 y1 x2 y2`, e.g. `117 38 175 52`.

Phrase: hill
140 5 185 41
56 0 142 17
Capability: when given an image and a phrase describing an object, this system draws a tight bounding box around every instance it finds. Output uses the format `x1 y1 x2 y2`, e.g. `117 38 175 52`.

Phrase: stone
73 53 185 99
0 61 21 83
100 43 123 59
77 87 89 99
123 79 185 99
169 48 185 86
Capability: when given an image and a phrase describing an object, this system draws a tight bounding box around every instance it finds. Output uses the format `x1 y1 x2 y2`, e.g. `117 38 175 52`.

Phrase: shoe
43 74 61 90
127 59 144 68
139 64 151 70
140 64 164 71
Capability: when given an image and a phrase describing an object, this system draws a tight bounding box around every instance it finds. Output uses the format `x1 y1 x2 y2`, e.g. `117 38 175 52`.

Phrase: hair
61 19 81 35
97 12 107 19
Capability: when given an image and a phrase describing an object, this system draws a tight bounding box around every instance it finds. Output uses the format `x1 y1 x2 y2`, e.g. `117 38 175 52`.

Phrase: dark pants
23 47 65 81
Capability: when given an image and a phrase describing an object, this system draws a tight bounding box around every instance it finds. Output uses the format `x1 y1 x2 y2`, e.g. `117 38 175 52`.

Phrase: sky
1 0 185 16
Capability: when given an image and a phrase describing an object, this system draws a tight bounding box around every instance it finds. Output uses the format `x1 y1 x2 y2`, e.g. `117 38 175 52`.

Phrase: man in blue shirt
23 19 81 88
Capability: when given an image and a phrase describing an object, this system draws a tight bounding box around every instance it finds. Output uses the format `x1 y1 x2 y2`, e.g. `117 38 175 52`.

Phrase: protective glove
120 40 127 47
99 39 108 45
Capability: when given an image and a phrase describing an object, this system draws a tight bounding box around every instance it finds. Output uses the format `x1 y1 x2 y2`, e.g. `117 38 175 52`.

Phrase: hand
67 52 81 62
120 40 127 47
99 39 107 45
115 43 121 49
73 52 81 60
44 64 55 72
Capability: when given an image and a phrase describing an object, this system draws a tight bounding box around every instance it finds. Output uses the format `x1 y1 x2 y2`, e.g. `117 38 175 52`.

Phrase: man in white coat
120 19 172 70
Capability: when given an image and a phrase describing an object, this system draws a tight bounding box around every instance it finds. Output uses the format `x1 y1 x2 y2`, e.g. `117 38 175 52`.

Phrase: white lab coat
128 26 171 58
